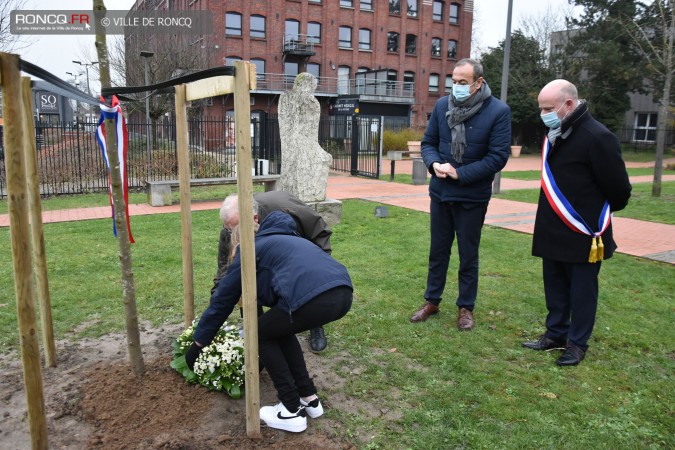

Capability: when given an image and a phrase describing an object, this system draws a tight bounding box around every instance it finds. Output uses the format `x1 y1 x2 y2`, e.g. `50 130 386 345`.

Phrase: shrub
382 127 425 152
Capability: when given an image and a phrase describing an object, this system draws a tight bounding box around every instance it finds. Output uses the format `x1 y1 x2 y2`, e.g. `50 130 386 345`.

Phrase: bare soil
0 323 358 450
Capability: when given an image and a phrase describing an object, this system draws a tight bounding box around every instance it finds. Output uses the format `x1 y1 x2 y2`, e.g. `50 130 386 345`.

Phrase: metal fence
0 114 387 198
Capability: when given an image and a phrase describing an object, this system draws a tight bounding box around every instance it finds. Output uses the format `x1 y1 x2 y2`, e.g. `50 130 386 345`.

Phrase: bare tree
0 0 33 52
518 2 579 64
614 0 674 197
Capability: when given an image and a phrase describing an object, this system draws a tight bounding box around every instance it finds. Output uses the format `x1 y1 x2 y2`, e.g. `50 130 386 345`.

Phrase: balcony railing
283 34 316 56
253 73 414 100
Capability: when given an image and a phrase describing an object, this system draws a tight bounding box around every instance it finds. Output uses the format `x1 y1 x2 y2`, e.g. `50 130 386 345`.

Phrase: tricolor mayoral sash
541 138 610 263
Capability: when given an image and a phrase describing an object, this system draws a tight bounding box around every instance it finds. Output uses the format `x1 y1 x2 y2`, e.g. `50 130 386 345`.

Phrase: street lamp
66 72 81 124
72 60 99 96
140 51 154 178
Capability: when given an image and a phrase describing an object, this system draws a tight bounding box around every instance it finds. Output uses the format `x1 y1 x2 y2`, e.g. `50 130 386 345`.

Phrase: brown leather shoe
410 302 439 323
457 308 474 330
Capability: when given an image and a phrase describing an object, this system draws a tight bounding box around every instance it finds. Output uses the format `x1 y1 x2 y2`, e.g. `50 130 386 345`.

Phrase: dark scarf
445 81 492 163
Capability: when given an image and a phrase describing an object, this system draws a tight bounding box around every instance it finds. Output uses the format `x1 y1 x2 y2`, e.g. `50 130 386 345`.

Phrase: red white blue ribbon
95 95 135 243
541 137 610 238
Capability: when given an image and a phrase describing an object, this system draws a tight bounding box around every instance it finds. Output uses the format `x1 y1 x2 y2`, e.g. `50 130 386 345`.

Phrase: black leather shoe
522 335 567 351
557 344 586 366
310 327 327 353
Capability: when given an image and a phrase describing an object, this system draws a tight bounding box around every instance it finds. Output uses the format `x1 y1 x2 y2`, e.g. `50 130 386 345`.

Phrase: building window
445 75 453 93
433 1 443 21
309 0 321 2
429 74 439 93
225 12 242 36
307 22 321 44
251 58 265 80
250 15 265 39
225 56 241 66
407 0 417 17
340 0 353 7
431 38 441 57
404 71 415 92
307 63 320 79
633 113 657 142
447 39 457 58
389 0 400 14
387 69 398 95
387 32 399 52
360 0 373 10
285 19 300 41
339 26 352 48
449 3 459 24
405 34 417 54
359 28 372 50
338 66 350 95
284 61 299 83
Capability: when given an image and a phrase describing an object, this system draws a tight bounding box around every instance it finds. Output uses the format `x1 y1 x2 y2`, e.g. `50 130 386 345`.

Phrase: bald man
523 79 631 366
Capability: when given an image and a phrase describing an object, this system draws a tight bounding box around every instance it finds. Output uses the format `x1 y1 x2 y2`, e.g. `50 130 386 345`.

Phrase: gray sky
16 0 573 91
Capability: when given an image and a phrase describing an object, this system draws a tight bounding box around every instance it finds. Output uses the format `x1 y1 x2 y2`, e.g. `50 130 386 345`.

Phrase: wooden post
174 84 195 327
0 52 49 449
234 60 261 439
21 77 57 368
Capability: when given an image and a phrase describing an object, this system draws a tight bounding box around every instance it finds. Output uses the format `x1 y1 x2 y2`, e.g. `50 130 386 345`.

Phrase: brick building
128 0 473 127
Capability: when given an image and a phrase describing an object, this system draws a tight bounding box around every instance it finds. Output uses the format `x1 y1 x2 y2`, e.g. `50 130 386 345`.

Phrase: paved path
1 156 673 264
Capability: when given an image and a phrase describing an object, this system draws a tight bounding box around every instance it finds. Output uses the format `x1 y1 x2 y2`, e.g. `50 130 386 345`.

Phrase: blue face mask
540 103 565 129
452 80 476 103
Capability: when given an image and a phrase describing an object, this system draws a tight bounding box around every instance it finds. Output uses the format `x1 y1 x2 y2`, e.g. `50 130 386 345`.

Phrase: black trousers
258 286 352 411
542 258 602 351
424 198 488 310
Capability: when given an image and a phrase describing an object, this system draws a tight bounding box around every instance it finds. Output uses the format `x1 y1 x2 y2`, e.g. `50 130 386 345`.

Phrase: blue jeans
258 286 352 411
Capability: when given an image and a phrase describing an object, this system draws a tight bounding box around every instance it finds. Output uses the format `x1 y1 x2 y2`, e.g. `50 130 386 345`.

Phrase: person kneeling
186 211 353 432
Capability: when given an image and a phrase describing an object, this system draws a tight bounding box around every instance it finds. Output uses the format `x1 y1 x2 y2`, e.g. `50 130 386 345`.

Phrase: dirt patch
0 323 357 450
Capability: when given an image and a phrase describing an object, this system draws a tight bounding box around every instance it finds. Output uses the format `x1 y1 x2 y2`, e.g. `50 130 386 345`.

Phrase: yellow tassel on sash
588 237 598 263
597 236 604 261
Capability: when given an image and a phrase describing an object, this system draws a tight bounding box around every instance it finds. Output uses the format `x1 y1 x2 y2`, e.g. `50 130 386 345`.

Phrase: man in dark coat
523 79 632 366
212 191 333 352
410 58 511 330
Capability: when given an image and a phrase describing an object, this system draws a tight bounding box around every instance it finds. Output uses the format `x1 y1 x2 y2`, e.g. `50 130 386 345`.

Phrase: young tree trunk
651 4 674 197
93 0 145 376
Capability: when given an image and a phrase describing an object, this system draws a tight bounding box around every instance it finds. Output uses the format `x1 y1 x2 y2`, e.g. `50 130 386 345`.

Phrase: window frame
360 0 373 10
387 32 399 52
407 0 418 17
307 22 322 44
447 39 457 59
449 3 460 24
225 12 242 36
250 15 265 39
339 26 353 48
431 37 441 57
633 112 658 142
359 28 372 50
429 73 440 93
405 34 417 55
433 1 443 21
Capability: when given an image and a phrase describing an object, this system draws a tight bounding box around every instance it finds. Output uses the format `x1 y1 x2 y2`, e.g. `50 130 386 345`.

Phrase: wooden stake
0 51 48 450
234 60 261 439
21 77 57 368
174 84 195 327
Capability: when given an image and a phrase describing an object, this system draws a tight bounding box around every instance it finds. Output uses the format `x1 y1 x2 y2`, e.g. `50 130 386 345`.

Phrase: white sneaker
259 403 307 433
300 397 324 418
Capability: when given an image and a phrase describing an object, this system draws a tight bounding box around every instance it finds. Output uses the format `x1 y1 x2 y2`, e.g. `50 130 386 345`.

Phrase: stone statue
278 72 333 203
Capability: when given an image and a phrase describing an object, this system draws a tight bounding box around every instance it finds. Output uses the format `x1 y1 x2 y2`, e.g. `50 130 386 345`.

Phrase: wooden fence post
21 76 56 368
234 60 262 439
174 84 195 327
0 51 48 450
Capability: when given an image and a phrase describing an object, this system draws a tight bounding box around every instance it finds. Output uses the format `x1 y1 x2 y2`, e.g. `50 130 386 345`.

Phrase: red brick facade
130 0 473 127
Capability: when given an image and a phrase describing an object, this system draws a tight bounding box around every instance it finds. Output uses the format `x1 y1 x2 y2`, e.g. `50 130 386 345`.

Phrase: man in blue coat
523 79 631 366
410 58 511 330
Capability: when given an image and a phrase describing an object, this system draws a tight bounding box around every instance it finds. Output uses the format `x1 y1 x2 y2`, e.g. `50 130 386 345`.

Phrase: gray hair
219 194 259 226
455 58 484 81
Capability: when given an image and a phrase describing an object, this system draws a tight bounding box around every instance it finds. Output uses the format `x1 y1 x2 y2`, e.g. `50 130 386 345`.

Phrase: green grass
495 181 675 225
0 200 673 449
502 167 675 181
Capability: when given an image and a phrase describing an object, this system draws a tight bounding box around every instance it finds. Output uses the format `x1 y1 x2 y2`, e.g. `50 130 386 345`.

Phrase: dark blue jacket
194 211 353 345
421 93 511 203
